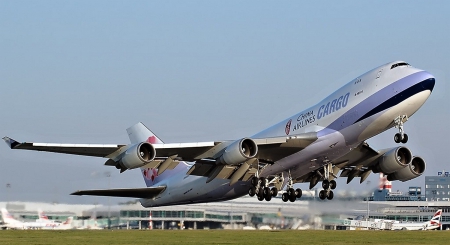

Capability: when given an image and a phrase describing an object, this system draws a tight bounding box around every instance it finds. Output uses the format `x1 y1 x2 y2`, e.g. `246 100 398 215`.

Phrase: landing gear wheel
289 194 296 202
257 195 264 201
394 133 401 143
248 187 256 197
259 177 266 187
319 190 326 200
401 134 408 144
264 194 272 201
251 177 258 186
329 180 337 190
258 187 265 198
287 188 295 197
327 190 334 200
322 180 330 190
282 193 289 202
295 188 302 198
263 187 271 198
271 187 278 197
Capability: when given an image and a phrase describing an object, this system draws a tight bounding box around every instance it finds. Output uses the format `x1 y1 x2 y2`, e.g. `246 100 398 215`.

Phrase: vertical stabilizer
126 122 164 144
127 122 187 187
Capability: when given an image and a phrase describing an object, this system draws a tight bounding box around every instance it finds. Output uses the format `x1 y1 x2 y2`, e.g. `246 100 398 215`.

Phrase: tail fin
429 209 442 227
127 122 188 187
38 209 50 222
63 217 73 225
127 122 165 187
1 208 19 223
126 122 164 144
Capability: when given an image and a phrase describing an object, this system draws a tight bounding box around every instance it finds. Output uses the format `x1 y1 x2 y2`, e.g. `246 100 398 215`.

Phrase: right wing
71 186 166 198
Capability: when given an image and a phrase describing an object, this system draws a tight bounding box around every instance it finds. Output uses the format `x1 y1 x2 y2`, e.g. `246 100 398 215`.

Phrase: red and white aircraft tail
1 208 24 230
426 209 442 230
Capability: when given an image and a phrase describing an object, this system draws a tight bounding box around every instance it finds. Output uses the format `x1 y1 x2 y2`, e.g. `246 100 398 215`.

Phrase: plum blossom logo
143 168 158 182
285 119 292 135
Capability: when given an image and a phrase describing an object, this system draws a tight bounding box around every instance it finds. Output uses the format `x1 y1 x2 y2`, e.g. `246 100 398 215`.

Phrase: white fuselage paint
140 61 435 207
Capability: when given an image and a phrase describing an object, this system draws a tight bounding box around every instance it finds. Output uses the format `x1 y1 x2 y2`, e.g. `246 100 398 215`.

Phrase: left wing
71 186 166 198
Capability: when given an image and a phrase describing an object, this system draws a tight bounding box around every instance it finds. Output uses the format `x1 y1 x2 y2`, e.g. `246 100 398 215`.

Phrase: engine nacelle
218 138 258 165
373 146 412 174
387 156 426 182
119 142 156 170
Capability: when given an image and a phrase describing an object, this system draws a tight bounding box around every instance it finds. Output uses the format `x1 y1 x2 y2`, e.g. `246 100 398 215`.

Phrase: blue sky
1 1 449 204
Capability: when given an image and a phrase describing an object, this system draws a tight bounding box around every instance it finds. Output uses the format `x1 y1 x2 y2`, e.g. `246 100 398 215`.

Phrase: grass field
0 230 449 245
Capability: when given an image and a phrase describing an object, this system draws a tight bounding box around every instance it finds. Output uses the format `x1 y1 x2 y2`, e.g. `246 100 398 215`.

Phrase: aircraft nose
423 76 435 92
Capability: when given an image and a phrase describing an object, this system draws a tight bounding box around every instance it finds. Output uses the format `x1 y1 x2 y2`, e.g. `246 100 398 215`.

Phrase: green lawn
0 230 449 245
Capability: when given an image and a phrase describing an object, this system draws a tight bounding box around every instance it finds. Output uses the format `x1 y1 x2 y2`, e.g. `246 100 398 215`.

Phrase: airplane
3 61 435 207
1 208 25 230
391 209 442 230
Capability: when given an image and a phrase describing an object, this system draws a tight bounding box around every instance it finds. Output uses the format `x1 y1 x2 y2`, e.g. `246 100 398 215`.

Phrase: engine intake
387 156 426 182
218 138 258 165
119 142 156 170
373 146 412 174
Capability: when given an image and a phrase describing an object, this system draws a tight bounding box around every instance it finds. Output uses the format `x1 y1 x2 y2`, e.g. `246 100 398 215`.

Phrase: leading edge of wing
3 136 125 157
71 186 166 199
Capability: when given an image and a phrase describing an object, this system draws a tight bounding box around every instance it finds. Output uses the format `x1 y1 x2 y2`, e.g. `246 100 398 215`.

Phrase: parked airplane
1 208 73 230
3 61 435 207
1 208 25 230
391 209 442 230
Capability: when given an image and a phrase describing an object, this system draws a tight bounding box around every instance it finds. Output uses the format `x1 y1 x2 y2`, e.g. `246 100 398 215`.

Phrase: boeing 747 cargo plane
3 61 435 207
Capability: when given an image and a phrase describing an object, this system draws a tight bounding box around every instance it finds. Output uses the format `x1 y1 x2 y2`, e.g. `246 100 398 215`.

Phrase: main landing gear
281 173 302 203
319 163 336 200
248 172 302 202
394 115 408 144
248 176 279 202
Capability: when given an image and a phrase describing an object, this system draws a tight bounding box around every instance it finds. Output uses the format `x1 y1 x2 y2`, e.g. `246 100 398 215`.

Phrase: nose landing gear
394 115 409 144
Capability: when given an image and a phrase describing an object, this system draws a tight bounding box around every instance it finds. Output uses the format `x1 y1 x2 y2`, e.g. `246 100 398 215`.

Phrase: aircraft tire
295 188 302 198
394 133 401 143
271 187 278 197
251 177 258 186
327 190 334 200
319 190 326 200
265 194 272 201
282 193 289 202
330 180 337 190
257 195 265 201
258 187 265 197
248 187 256 197
401 134 408 144
322 180 329 189
263 187 271 198
259 177 266 186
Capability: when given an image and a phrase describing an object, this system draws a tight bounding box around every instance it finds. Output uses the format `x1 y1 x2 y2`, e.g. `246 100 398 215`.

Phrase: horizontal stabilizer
71 186 166 198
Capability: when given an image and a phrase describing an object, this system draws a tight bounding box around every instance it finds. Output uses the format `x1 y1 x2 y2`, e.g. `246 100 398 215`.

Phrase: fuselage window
391 62 410 69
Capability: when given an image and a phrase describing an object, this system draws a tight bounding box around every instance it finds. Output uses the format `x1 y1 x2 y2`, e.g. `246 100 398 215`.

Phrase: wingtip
70 191 82 196
2 136 20 149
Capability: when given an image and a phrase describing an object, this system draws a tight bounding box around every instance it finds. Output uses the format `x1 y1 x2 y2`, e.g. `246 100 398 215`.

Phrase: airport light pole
104 172 111 229
6 183 11 206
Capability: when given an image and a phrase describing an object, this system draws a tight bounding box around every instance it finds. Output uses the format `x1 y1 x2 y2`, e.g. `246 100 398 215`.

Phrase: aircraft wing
3 132 317 163
71 186 166 198
3 136 125 157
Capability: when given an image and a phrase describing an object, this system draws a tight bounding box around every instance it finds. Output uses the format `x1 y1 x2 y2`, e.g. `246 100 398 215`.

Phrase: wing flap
71 186 166 198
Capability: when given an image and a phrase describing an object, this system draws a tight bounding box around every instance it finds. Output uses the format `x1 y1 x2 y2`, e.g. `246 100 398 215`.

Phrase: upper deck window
391 62 409 69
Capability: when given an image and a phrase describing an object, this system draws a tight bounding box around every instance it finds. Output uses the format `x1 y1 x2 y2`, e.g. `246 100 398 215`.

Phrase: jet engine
373 146 412 174
387 156 426 182
218 138 258 165
118 142 156 170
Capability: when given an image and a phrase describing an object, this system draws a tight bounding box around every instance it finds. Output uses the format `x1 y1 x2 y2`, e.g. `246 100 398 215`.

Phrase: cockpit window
391 62 409 69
